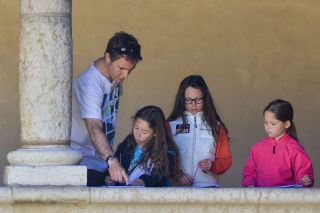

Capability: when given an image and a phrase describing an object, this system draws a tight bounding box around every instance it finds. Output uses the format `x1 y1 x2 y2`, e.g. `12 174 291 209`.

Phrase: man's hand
105 176 115 186
108 158 129 185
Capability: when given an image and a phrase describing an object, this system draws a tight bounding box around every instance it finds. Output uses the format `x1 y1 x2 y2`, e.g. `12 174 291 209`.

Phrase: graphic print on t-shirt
101 85 120 146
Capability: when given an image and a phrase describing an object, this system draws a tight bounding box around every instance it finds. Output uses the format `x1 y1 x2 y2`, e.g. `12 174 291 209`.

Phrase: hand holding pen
198 159 212 173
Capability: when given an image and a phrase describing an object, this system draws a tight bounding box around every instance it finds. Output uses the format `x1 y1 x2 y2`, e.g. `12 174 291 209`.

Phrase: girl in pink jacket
242 99 314 187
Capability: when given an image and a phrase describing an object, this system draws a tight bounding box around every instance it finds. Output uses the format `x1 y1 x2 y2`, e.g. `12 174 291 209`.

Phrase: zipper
191 115 197 178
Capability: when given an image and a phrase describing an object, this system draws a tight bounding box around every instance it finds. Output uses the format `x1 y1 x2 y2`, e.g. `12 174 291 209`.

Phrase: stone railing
0 187 320 212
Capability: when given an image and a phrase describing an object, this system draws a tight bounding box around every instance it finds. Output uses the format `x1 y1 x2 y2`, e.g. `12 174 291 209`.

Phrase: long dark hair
125 106 173 178
263 99 298 141
168 75 227 141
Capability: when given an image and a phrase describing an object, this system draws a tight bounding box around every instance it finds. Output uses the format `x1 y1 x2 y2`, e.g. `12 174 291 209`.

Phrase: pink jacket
242 133 314 187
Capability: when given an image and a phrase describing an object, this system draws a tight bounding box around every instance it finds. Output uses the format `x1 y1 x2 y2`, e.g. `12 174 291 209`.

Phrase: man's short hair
105 31 142 63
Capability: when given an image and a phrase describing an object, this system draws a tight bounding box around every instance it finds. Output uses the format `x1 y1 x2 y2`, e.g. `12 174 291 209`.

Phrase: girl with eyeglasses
167 75 232 187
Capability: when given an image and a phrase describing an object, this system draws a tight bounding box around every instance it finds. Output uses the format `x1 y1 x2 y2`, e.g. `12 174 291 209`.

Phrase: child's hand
131 178 145 186
177 172 193 186
198 159 212 172
299 175 312 187
105 176 115 186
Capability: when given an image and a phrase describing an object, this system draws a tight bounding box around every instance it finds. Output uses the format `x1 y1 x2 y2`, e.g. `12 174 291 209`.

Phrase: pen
193 166 199 179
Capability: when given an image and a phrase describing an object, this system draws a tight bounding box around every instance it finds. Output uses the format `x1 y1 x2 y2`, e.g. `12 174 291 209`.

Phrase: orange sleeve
210 126 232 175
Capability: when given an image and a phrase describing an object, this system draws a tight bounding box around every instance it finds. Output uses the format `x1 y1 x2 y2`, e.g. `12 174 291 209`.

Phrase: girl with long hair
106 105 177 187
168 75 232 187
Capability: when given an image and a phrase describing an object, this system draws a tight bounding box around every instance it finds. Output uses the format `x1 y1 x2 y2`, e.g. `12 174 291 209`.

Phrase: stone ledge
0 187 320 212
12 186 89 203
0 187 319 204
0 188 12 204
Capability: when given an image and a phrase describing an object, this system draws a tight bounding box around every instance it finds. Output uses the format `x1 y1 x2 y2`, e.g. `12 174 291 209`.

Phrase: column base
4 165 87 186
7 146 83 166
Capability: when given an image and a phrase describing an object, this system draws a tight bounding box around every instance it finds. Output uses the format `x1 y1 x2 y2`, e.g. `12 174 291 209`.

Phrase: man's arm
84 118 128 184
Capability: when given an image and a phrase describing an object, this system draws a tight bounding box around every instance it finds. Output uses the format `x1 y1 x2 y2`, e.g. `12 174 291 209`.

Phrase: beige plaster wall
0 0 320 187
0 1 20 185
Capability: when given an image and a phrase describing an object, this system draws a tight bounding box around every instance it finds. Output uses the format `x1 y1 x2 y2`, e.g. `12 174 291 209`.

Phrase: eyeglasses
184 97 204 105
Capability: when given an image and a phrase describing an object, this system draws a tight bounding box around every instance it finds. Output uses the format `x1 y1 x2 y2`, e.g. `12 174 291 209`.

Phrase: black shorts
87 169 107 186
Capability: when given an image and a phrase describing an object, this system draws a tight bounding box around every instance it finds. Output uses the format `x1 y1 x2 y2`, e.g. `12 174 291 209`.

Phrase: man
71 32 142 186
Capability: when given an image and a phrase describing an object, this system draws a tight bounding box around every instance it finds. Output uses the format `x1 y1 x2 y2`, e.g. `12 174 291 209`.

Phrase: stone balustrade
0 187 320 212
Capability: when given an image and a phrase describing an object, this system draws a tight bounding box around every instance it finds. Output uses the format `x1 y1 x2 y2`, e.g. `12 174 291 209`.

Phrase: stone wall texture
19 0 72 144
1 187 320 213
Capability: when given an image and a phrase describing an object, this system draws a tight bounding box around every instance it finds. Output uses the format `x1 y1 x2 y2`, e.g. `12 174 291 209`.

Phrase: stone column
4 0 86 186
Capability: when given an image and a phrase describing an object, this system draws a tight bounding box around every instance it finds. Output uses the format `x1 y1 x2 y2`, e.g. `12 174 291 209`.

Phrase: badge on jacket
175 124 190 134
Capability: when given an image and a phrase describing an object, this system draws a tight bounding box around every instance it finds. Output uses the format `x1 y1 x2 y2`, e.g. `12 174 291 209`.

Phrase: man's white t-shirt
71 63 122 172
